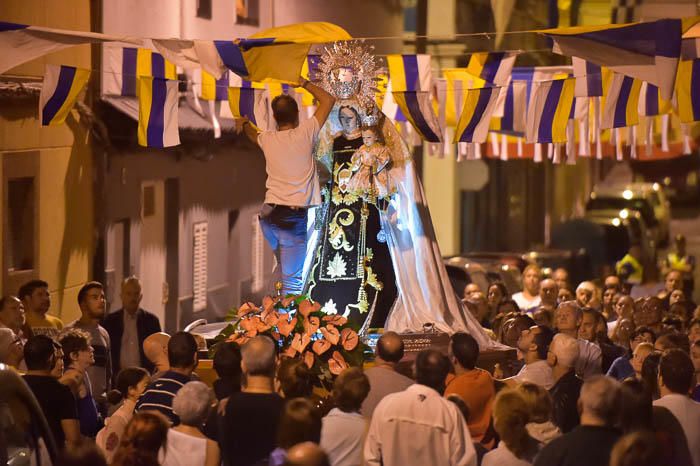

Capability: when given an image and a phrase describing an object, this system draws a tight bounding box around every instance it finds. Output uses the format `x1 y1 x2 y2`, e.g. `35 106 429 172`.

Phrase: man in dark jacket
547 333 583 433
103 276 161 373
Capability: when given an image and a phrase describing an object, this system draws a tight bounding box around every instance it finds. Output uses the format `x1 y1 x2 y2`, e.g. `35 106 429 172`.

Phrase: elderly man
552 268 570 292
535 376 622 466
361 332 413 418
0 296 26 367
365 349 476 466
607 294 634 337
539 278 559 311
512 264 543 312
555 301 602 380
575 281 596 309
103 277 161 374
547 333 582 433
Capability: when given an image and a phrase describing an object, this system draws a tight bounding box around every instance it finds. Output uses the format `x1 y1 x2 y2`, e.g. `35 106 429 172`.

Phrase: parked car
631 152 700 204
443 257 492 299
584 209 657 264
587 182 671 246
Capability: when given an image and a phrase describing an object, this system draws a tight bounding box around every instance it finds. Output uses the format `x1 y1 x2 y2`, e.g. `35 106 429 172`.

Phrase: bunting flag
454 86 502 143
298 54 321 106
39 64 91 126
543 19 682 100
103 46 177 96
137 76 180 148
601 73 642 129
637 81 672 116
676 58 700 122
466 52 517 86
490 80 527 133
392 91 443 142
442 68 486 127
200 69 230 101
386 54 432 92
572 57 603 97
228 86 268 130
525 78 575 143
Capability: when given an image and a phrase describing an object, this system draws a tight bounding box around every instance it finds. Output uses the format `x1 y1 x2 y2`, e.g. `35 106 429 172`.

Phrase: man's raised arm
300 79 336 127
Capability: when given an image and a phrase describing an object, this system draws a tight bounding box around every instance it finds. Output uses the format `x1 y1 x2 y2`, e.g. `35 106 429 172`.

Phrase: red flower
340 328 359 351
320 325 340 345
262 295 276 312
303 351 315 369
282 346 298 358
312 338 332 355
298 299 321 318
227 333 251 346
237 302 258 318
303 316 320 336
240 317 262 337
328 351 348 375
261 308 280 328
322 315 348 326
291 333 311 353
278 315 297 337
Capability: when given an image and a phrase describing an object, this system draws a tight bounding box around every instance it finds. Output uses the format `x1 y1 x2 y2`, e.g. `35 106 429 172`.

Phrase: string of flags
13 17 700 158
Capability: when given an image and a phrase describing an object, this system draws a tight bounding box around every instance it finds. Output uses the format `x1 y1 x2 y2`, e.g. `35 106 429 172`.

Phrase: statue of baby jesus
347 126 395 203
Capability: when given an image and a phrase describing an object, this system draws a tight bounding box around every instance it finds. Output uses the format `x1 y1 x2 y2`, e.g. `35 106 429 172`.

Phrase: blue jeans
259 204 308 295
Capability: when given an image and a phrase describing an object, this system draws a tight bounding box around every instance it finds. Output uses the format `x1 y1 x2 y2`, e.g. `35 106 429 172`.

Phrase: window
236 0 259 26
142 185 155 217
6 177 35 271
196 0 212 19
193 222 208 312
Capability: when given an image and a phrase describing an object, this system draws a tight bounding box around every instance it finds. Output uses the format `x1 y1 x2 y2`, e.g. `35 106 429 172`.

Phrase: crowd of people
1 249 700 466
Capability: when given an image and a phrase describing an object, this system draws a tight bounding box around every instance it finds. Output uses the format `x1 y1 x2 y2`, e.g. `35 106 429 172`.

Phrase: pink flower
322 315 348 326
312 339 332 355
320 325 340 345
340 328 359 351
282 346 298 358
298 299 321 318
291 333 311 353
303 316 320 336
328 351 348 375
278 315 297 337
237 302 258 318
303 351 315 369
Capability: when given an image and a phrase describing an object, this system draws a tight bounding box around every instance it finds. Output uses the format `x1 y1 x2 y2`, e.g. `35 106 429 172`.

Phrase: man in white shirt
653 349 700 466
364 349 477 466
503 324 555 389
512 264 542 312
239 78 335 295
556 301 602 380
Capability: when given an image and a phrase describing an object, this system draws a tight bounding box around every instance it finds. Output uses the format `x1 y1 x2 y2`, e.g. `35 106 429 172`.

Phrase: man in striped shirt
136 331 198 424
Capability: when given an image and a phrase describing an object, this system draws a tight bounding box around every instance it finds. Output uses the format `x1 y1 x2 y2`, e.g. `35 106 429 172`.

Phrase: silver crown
361 106 381 127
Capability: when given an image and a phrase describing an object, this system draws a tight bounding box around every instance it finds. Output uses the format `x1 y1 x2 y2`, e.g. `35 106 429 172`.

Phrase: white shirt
320 408 366 466
513 360 554 390
364 384 477 466
257 116 321 207
162 428 208 466
575 338 602 380
482 441 533 466
653 394 700 466
512 292 541 312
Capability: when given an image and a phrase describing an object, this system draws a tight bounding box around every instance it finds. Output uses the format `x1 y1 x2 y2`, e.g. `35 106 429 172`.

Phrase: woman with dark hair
111 411 169 466
640 351 663 400
277 358 315 399
270 398 322 466
96 367 150 463
482 389 539 466
212 341 242 400
58 328 102 438
487 282 508 315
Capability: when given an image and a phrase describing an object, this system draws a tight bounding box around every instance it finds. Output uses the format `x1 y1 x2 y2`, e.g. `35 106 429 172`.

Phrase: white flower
321 299 338 315
326 253 347 278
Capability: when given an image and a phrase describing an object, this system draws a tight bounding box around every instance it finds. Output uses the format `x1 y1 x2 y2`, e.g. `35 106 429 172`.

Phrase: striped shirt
135 371 190 424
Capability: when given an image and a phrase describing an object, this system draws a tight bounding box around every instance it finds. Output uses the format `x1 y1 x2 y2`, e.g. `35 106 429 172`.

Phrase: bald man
285 442 330 466
361 332 414 418
143 332 170 378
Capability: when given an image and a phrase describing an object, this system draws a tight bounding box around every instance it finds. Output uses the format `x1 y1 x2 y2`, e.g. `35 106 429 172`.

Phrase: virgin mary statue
303 41 499 349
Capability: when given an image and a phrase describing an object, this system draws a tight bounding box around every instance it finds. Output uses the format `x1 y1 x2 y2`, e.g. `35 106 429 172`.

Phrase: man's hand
291 77 308 89
234 117 249 134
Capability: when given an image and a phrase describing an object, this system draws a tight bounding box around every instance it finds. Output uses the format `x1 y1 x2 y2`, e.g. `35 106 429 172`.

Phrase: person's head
17 279 50 315
213 341 242 387
172 381 215 427
691 340 700 376
658 348 695 396
539 279 558 306
547 333 579 369
555 301 582 333
414 349 450 394
77 281 106 320
277 357 314 398
0 328 23 367
331 367 370 413
629 243 642 260
497 299 520 316
603 287 618 310
632 342 654 376
664 270 683 294
58 328 93 371
575 282 596 308
613 319 635 347
557 287 574 303
465 292 489 322
522 264 542 295
271 94 299 128
375 331 404 364
689 318 700 344
449 332 479 370
120 277 142 314
669 289 685 307
338 105 360 135
487 282 508 307
277 398 322 449
552 268 569 290
604 275 622 291
463 283 481 299
55 440 108 466
654 332 690 354
515 382 553 424
610 431 663 466
241 335 276 377
23 335 60 372
615 295 635 320
533 307 554 328
578 375 622 426
619 378 653 432
518 325 553 361
108 367 150 405
361 126 382 147
284 442 330 466
111 411 169 466
640 352 662 399
578 308 603 342
492 389 536 459
167 331 198 371
635 297 663 328
500 314 536 348
0 295 25 331
143 332 170 369
630 326 656 352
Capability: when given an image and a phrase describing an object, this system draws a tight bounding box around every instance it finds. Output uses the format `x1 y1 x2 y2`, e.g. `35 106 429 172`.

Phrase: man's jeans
259 204 308 295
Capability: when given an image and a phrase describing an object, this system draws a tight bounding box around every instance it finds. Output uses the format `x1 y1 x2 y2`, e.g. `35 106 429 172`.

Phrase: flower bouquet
210 295 368 389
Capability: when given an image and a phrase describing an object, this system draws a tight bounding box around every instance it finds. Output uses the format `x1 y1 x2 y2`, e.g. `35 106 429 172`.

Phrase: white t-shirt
513 359 554 390
512 292 541 312
257 116 321 207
